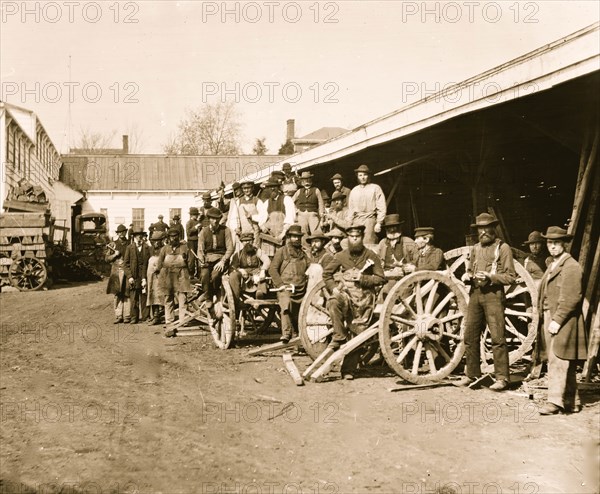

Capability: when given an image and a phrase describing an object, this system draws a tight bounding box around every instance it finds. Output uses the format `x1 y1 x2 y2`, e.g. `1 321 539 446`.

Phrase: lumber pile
0 212 49 277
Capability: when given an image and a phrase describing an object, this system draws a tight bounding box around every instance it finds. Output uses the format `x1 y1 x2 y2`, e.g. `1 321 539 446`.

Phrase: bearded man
458 213 516 391
147 231 166 325
229 232 271 306
323 223 386 379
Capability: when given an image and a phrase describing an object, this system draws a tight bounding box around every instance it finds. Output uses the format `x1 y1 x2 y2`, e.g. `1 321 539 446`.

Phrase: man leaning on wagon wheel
458 213 516 392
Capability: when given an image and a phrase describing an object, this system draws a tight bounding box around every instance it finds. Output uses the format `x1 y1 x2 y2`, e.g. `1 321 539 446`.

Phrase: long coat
106 238 129 295
538 254 587 360
124 243 151 289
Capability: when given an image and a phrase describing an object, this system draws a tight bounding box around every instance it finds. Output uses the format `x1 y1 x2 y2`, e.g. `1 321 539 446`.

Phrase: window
132 208 144 231
169 208 181 223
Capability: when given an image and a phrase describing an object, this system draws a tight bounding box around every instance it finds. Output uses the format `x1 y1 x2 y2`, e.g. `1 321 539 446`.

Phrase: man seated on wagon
229 232 271 306
197 208 235 310
307 230 332 267
268 224 309 344
323 223 386 380
324 227 346 256
403 227 445 273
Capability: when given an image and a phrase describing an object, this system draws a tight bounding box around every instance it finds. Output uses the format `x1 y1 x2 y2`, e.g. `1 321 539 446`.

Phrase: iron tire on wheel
299 281 333 360
9 256 47 291
208 275 237 350
379 270 468 384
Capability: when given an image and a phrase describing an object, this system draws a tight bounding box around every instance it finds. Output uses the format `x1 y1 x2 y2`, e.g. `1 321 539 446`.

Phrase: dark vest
295 187 320 212
267 194 285 214
202 226 227 254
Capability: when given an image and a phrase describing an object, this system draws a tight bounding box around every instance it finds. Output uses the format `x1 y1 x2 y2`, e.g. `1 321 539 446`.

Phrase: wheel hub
414 315 443 342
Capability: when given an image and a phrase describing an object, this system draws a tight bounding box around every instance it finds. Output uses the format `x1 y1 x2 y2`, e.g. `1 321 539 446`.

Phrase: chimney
122 135 129 154
286 119 295 141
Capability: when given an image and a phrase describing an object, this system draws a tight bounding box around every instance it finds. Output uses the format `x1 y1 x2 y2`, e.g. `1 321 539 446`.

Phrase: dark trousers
277 289 304 339
200 260 225 304
129 288 146 322
229 271 268 309
187 240 198 278
464 287 510 382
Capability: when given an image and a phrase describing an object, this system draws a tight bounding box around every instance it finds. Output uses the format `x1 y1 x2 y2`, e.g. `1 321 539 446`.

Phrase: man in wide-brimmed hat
377 214 417 276
330 173 351 209
323 222 386 380
268 224 310 343
292 170 325 237
523 230 548 283
149 214 168 237
325 190 351 231
306 230 331 266
282 162 299 193
106 224 132 324
124 226 151 324
458 212 516 391
348 164 386 245
229 232 271 310
254 177 296 257
197 208 235 310
537 226 586 415
186 207 201 278
157 227 193 336
324 227 346 258
199 191 215 228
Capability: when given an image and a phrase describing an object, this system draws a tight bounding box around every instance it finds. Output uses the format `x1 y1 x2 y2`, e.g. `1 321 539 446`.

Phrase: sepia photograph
1 1 599 493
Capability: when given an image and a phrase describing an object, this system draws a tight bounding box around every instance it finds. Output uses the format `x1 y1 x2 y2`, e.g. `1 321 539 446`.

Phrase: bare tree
252 137 268 155
124 122 145 154
164 102 242 155
73 128 117 153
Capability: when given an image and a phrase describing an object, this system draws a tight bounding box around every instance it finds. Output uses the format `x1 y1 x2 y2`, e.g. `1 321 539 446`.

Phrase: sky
1 1 599 155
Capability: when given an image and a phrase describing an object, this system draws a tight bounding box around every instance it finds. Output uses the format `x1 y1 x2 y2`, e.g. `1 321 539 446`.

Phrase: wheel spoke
432 341 452 363
505 308 532 319
431 292 455 318
505 317 526 342
439 312 463 324
398 297 418 319
391 329 416 342
390 314 416 326
412 341 423 374
310 302 329 316
397 335 418 363
441 331 462 341
425 281 439 314
425 344 437 374
415 283 423 314
506 286 528 299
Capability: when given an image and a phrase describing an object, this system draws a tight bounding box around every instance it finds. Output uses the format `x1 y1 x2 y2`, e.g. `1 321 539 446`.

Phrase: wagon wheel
379 271 467 383
9 256 47 291
299 280 381 365
443 246 539 371
207 275 236 349
299 281 332 360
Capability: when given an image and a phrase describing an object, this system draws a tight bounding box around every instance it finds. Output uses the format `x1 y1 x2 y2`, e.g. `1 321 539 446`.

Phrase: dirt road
1 281 598 494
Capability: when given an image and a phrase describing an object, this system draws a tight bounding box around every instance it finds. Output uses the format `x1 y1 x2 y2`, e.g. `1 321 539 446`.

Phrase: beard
348 241 364 255
243 244 256 255
311 246 322 256
270 190 280 199
479 232 494 245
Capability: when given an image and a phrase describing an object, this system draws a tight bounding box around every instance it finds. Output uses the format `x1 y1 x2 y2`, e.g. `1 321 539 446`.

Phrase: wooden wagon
0 212 51 291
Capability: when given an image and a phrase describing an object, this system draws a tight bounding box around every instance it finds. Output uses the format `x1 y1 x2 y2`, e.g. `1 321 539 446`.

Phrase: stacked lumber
0 212 49 277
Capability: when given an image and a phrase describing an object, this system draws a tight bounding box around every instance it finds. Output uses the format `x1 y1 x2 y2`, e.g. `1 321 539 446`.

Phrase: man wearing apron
348 165 386 246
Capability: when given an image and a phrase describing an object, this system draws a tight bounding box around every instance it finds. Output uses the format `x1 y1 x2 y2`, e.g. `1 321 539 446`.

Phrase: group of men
105 162 587 413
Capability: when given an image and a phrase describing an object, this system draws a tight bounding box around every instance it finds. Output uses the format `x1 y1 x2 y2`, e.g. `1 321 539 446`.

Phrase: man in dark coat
170 214 185 240
459 213 516 391
186 207 200 278
323 223 386 379
330 173 352 209
408 226 445 272
523 230 548 286
537 226 587 415
268 224 310 343
149 215 168 236
124 227 151 324
106 224 131 323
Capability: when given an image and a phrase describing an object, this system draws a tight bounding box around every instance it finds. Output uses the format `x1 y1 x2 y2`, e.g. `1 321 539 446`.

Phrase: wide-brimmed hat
167 228 180 237
330 173 343 181
201 191 212 201
286 224 304 237
264 177 281 187
414 227 435 237
132 226 145 236
240 180 254 187
206 207 223 219
158 214 164 219
271 170 285 179
354 164 371 174
331 191 346 201
326 227 346 239
383 214 404 228
346 223 366 235
541 226 573 241
232 182 241 190
523 231 544 244
151 231 166 241
307 230 330 243
471 213 499 228
116 224 127 233
189 207 199 215
282 163 292 171
240 232 254 241
299 171 314 179
173 215 180 221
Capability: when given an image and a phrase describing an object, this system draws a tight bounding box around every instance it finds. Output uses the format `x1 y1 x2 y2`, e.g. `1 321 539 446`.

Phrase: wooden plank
568 128 598 238
0 227 45 236
246 337 300 356
2 200 49 213
0 213 47 228
388 382 453 392
302 348 335 379
584 304 600 382
282 353 304 386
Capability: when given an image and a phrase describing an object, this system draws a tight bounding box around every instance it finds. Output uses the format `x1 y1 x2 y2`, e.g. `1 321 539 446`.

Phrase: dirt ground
1 281 599 494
